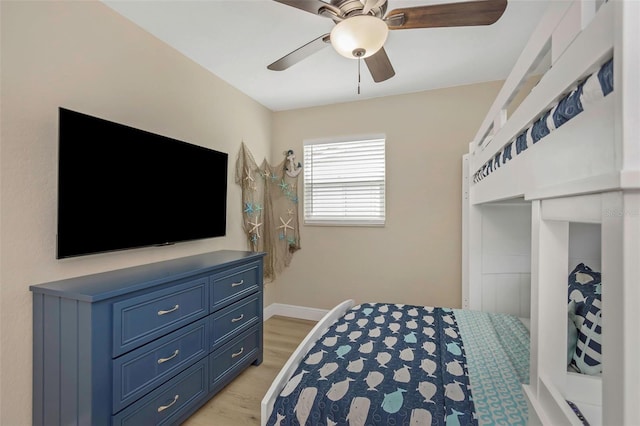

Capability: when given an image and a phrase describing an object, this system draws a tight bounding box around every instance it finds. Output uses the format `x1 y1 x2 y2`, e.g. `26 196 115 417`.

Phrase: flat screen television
57 107 228 258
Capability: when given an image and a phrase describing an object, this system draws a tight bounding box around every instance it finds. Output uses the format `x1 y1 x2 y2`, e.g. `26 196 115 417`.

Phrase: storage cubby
527 194 609 426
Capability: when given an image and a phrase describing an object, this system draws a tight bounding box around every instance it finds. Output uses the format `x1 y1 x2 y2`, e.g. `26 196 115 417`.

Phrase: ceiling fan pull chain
357 57 361 95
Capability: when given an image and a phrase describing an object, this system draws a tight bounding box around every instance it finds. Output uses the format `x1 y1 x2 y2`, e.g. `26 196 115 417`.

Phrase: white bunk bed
463 1 639 425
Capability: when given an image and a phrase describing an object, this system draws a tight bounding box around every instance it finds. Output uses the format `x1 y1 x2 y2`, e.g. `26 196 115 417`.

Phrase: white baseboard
263 303 329 322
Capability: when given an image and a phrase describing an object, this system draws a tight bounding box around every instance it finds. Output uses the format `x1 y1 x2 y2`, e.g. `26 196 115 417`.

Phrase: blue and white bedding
473 57 614 184
267 303 530 426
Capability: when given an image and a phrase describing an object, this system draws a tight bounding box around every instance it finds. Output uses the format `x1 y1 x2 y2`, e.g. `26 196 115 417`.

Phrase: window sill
304 219 385 227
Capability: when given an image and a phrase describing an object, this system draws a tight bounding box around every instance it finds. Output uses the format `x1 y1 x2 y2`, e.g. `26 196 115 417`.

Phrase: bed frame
260 299 355 426
463 0 639 425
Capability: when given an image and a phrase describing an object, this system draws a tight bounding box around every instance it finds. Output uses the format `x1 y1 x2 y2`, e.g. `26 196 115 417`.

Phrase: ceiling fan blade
386 0 507 30
267 34 331 71
364 47 395 83
272 0 339 16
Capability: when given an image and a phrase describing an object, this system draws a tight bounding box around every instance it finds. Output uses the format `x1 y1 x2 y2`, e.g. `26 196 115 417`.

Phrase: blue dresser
31 250 265 425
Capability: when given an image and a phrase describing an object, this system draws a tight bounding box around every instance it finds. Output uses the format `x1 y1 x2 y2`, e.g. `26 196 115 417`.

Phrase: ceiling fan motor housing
330 0 387 19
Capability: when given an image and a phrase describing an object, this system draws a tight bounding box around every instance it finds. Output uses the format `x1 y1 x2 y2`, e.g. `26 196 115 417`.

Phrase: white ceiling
103 0 551 111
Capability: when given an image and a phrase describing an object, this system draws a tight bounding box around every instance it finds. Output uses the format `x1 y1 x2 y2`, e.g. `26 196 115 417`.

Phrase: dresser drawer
112 359 208 426
112 317 208 413
210 261 260 310
210 294 260 350
113 278 208 356
209 326 260 388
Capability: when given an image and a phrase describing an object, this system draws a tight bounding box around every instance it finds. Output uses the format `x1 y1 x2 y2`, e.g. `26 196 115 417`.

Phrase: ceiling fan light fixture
330 15 389 59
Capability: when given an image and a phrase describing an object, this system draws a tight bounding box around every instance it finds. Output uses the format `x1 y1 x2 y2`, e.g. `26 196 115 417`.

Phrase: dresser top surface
30 250 265 302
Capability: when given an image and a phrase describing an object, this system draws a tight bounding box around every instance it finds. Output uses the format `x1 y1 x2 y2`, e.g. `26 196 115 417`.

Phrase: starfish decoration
270 175 279 183
287 236 297 246
247 219 262 236
279 180 289 191
290 183 296 190
290 195 299 204
251 234 259 245
279 232 286 240
262 170 271 180
277 217 294 232
287 209 295 216
254 203 263 214
243 167 255 184
244 202 255 215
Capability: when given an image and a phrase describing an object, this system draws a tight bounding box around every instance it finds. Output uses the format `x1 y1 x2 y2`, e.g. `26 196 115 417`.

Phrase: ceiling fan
267 0 508 83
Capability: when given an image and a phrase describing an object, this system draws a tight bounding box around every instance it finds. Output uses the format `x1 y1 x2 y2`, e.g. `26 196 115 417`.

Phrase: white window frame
303 134 386 227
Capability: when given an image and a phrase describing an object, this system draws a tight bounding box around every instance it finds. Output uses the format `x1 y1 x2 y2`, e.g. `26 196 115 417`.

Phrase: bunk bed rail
467 0 619 204
471 0 608 160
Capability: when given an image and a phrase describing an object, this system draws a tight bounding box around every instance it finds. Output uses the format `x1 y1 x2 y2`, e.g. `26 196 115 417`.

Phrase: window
303 135 385 226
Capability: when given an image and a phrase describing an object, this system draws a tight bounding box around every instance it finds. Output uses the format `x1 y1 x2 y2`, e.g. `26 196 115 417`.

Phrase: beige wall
0 1 271 424
270 82 502 310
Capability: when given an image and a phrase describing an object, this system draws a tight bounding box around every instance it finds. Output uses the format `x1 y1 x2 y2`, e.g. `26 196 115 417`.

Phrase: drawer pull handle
232 347 244 358
231 280 244 287
157 394 179 413
157 305 179 316
231 314 245 323
157 349 179 364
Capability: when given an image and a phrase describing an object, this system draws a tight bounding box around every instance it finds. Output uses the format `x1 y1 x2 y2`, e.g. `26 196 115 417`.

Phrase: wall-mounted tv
57 107 228 259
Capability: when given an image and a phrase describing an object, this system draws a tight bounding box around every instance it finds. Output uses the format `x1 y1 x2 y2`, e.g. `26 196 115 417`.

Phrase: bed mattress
473 57 614 184
266 303 530 425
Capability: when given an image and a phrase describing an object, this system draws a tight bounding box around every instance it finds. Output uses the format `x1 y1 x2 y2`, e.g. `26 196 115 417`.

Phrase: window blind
303 137 385 226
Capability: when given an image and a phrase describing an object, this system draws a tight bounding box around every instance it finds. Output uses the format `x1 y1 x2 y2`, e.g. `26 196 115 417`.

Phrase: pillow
570 297 602 375
568 263 601 322
567 302 579 366
567 264 602 375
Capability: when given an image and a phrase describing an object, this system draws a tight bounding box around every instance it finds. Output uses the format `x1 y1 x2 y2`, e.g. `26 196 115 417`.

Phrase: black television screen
57 108 228 258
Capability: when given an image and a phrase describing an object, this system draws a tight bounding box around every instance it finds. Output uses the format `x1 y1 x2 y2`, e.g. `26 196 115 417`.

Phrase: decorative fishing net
235 143 301 280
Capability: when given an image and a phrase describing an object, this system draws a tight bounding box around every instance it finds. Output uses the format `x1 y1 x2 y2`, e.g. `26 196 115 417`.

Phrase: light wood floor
183 316 317 426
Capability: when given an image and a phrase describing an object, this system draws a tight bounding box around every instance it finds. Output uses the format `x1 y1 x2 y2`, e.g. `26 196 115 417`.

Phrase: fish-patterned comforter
267 303 529 426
